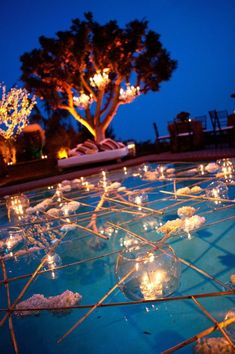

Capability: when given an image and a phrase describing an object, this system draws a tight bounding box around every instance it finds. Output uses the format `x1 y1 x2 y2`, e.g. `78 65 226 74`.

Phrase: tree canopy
20 12 177 142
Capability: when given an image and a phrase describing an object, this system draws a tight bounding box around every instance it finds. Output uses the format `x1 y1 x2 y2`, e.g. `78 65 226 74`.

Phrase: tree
20 12 177 143
0 84 36 163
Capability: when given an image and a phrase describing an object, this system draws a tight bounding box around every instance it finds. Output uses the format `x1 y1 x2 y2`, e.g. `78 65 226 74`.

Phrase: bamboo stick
0 250 120 286
161 316 235 354
57 266 137 343
191 296 235 348
106 196 163 214
160 190 235 204
0 230 69 327
57 244 160 343
1 259 19 354
1 290 233 314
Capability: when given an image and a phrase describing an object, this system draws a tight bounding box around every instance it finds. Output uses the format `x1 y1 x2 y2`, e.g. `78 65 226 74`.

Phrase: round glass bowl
115 243 181 301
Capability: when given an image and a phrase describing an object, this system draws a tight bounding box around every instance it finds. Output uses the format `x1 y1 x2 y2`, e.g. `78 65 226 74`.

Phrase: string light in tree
119 83 140 103
0 84 36 140
89 68 110 89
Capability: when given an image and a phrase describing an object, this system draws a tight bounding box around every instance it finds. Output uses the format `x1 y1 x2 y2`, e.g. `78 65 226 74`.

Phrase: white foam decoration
117 186 126 192
177 206 196 218
190 186 203 194
15 290 82 316
107 182 122 191
176 187 191 195
194 337 234 353
46 208 61 217
26 198 53 214
66 201 80 212
143 171 158 181
60 223 77 232
183 215 206 232
72 178 81 185
176 186 203 195
59 184 72 192
166 168 175 175
158 218 184 234
205 162 219 173
3 246 43 260
61 180 72 187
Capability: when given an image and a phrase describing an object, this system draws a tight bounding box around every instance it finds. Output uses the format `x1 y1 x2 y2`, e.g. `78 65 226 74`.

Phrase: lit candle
140 270 166 299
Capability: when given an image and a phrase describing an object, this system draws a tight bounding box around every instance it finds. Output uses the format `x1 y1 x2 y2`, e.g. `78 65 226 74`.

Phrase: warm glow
0 84 36 140
73 92 94 109
89 68 110 89
140 270 166 299
119 83 140 103
57 147 68 159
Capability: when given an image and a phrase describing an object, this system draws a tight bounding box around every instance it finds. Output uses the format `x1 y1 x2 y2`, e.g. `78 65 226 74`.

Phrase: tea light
205 181 228 209
123 167 128 175
6 194 30 223
198 164 205 175
45 253 62 279
140 270 166 299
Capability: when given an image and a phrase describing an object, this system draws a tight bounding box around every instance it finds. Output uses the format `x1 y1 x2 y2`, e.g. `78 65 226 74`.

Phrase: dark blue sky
1 0 235 142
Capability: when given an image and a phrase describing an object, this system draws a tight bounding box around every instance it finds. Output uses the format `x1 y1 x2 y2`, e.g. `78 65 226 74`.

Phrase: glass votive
0 226 26 258
128 190 148 209
44 252 62 279
205 181 229 209
115 243 181 301
5 194 30 224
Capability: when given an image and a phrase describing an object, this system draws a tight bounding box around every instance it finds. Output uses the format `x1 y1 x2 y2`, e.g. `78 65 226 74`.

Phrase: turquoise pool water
0 162 234 353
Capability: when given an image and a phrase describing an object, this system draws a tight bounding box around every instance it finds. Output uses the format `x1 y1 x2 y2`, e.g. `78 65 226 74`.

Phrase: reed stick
106 196 163 214
1 290 233 314
160 190 235 204
161 316 235 354
0 230 69 327
1 259 19 354
57 266 137 343
57 243 160 343
191 296 235 348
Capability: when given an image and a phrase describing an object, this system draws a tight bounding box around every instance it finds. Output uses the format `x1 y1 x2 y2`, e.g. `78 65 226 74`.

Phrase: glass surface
0 161 234 354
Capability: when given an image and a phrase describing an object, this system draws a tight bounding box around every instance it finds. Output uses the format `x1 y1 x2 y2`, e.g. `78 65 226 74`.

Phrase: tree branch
101 80 121 131
94 88 105 126
81 75 97 100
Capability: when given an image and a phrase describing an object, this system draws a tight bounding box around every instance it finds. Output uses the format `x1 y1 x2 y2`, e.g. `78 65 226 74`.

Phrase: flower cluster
0 84 36 140
194 337 234 353
15 290 82 316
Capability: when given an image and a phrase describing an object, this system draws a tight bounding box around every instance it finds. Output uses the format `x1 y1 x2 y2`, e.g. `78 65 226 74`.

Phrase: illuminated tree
0 84 36 140
20 12 177 143
0 84 36 163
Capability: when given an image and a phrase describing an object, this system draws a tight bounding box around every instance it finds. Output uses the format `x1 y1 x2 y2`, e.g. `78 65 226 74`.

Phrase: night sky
1 0 235 142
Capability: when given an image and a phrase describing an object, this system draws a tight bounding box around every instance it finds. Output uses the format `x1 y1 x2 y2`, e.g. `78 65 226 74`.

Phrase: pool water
0 162 235 354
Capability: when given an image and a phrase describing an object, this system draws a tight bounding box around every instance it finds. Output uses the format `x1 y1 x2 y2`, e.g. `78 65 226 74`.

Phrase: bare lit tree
21 12 176 143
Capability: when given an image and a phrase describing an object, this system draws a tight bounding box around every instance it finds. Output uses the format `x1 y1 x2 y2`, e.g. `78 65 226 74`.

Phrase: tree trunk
94 126 106 143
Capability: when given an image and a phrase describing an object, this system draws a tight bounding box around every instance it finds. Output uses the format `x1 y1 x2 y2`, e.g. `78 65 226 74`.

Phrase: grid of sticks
0 161 235 353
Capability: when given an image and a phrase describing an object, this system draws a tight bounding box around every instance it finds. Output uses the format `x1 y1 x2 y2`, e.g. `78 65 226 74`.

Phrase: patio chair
208 110 234 146
153 122 170 152
168 120 194 152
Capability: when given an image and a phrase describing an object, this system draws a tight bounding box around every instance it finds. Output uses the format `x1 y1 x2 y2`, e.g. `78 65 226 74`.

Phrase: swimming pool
0 160 235 353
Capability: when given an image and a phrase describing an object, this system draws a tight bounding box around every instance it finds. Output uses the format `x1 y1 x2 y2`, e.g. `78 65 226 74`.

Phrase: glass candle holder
115 243 181 301
0 226 26 258
205 181 229 209
5 194 30 224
